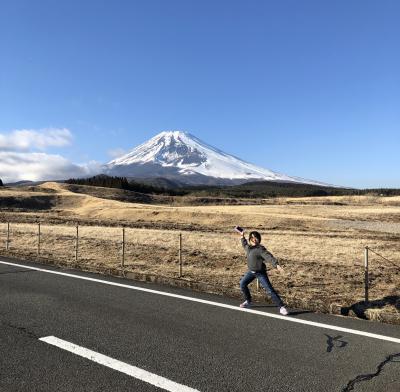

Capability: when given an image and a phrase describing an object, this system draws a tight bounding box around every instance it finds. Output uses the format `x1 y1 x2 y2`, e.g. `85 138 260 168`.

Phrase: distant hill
182 181 352 198
103 130 332 186
128 176 186 189
63 175 400 199
184 181 400 198
3 180 63 187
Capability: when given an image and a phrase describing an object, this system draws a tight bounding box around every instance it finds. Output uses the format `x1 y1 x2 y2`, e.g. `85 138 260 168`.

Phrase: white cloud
0 128 73 151
107 148 127 159
0 152 102 184
0 128 103 183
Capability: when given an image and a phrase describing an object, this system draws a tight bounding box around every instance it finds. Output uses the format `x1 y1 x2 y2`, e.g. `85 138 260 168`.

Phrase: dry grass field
0 182 399 321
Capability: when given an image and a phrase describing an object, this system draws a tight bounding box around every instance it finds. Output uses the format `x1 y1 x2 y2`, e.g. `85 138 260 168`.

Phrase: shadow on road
287 310 313 316
250 304 276 308
324 334 348 353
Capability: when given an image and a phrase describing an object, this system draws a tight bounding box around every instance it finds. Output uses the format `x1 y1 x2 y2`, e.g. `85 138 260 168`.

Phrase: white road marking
1 259 400 344
40 336 200 392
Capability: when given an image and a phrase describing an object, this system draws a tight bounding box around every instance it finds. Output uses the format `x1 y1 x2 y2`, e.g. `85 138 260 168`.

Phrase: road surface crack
1 321 40 339
342 352 400 391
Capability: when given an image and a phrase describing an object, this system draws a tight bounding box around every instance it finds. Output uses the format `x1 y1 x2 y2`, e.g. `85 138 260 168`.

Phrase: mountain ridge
103 131 332 187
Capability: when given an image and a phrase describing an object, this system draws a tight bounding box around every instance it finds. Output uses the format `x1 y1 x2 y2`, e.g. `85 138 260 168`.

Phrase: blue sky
1 0 399 187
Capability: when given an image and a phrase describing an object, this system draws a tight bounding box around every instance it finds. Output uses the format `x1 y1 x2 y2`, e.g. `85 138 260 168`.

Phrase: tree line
65 175 185 196
64 175 400 198
183 181 400 198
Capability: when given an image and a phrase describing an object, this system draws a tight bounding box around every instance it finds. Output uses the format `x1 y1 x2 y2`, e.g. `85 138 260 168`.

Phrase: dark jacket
241 238 279 272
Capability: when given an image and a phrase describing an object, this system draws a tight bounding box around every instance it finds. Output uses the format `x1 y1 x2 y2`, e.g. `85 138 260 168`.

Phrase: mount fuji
103 131 329 186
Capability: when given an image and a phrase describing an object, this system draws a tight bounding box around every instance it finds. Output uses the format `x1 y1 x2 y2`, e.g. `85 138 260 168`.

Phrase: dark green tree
65 175 185 196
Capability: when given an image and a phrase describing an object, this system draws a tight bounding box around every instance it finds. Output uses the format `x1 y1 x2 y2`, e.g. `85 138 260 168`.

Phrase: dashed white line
39 336 200 392
1 259 400 345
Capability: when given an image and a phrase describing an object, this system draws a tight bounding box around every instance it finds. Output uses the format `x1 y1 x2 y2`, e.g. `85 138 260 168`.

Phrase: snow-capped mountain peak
105 130 329 186
109 131 207 167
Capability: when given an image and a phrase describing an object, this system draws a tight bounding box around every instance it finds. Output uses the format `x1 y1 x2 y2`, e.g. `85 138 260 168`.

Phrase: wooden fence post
37 223 41 255
364 246 369 303
6 222 10 251
75 223 79 262
179 233 182 277
121 227 125 267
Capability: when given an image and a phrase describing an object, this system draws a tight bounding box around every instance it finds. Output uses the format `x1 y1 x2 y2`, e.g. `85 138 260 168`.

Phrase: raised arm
241 236 249 252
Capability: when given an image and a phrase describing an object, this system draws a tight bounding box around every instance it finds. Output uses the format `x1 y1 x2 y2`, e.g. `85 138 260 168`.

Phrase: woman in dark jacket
238 229 288 315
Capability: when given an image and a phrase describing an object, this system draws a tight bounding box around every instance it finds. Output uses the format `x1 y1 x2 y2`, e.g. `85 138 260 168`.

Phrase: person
237 229 289 315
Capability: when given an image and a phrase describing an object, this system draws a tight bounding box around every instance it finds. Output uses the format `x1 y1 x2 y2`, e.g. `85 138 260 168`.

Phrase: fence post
6 222 10 251
37 223 41 255
179 233 182 277
75 223 79 262
121 227 125 267
364 246 369 303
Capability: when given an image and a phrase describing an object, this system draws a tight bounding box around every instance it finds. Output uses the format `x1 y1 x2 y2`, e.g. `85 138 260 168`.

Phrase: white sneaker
240 300 252 308
279 306 289 315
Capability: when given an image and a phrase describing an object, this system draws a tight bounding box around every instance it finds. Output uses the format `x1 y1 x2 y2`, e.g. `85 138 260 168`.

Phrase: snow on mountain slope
104 131 330 186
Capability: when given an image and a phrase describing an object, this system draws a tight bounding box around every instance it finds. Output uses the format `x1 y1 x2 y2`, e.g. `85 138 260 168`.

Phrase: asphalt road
0 256 399 392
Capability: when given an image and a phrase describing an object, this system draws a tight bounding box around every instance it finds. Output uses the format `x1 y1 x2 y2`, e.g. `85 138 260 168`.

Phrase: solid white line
1 259 400 344
39 336 200 392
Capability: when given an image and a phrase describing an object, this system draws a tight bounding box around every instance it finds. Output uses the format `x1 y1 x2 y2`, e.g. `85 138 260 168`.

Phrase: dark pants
240 270 284 307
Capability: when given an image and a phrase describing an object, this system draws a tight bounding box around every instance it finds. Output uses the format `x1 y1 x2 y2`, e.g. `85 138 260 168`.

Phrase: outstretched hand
276 265 285 273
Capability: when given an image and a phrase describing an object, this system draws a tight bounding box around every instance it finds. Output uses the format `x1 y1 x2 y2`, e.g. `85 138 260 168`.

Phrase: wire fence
363 246 399 303
0 221 398 308
0 221 242 287
368 247 400 269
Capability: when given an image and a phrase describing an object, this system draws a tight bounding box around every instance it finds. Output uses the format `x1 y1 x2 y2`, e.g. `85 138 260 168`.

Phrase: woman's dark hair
249 231 261 243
